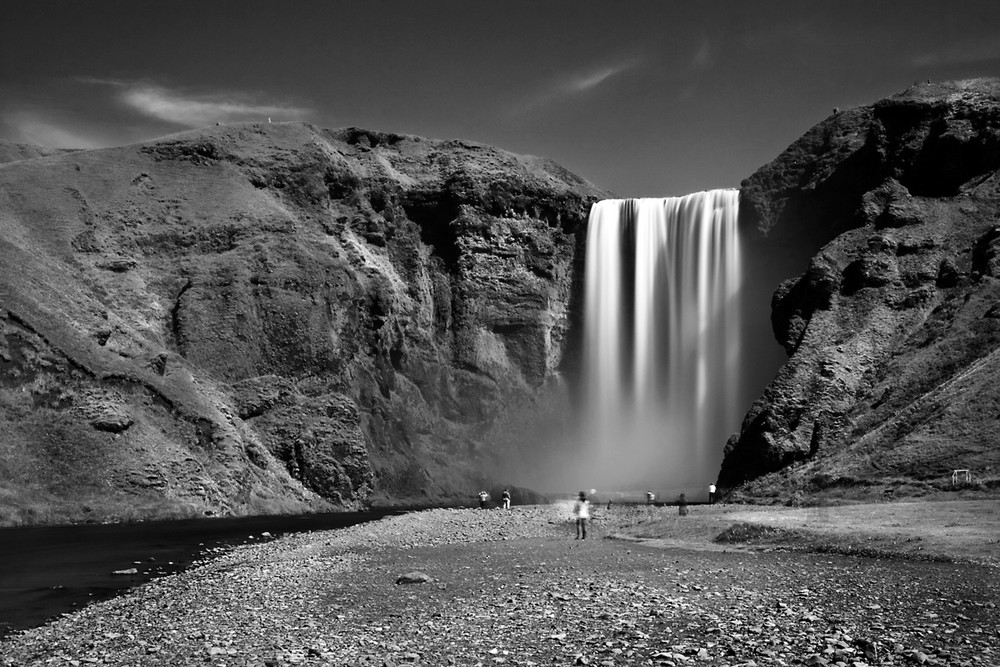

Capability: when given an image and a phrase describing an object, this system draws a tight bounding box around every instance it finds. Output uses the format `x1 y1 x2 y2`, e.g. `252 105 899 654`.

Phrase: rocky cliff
722 78 1000 501
0 123 607 524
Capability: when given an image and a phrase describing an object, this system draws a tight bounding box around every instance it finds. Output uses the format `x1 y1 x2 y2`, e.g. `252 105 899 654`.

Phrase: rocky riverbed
2 504 998 667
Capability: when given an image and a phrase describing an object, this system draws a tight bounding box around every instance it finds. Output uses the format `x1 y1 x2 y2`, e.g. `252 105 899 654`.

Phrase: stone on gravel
395 571 433 585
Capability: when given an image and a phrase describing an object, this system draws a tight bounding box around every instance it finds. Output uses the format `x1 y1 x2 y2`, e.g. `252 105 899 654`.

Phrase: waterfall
582 190 741 492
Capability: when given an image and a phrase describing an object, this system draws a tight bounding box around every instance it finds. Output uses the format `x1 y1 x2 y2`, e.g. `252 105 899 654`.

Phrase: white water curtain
582 191 741 492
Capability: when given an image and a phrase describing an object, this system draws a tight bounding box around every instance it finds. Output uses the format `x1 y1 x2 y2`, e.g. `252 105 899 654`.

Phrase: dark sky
2 0 999 196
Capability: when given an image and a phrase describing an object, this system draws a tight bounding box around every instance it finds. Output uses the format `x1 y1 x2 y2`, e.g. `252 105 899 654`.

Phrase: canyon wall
723 78 1000 500
0 123 607 523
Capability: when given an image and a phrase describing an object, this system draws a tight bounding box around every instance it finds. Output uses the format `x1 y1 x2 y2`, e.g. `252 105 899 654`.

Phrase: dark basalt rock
771 253 841 355
723 79 1000 498
972 225 1000 277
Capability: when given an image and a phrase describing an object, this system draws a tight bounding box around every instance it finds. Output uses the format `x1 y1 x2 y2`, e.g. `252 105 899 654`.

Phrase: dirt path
1 503 998 666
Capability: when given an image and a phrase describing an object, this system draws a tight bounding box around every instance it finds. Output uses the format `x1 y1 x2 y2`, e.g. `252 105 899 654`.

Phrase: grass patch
605 501 1000 567
0 405 167 526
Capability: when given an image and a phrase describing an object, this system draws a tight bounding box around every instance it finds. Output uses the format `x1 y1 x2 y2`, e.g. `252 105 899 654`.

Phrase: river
0 509 403 640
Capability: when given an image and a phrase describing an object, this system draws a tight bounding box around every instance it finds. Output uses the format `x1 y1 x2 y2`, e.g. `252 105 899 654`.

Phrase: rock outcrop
722 78 1000 499
0 123 607 524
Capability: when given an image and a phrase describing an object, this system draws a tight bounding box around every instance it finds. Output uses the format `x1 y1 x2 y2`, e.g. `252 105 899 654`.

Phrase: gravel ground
1 504 998 667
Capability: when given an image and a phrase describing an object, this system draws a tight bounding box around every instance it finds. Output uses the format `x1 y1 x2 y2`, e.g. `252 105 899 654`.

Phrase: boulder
395 571 433 585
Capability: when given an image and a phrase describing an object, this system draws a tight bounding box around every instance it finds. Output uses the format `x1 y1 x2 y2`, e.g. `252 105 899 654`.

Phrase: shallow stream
0 509 402 640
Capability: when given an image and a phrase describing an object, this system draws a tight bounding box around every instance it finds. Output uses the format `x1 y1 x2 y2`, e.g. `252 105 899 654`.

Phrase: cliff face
0 124 607 524
722 79 1000 499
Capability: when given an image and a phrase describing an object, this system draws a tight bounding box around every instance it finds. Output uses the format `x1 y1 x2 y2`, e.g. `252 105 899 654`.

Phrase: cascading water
582 190 741 493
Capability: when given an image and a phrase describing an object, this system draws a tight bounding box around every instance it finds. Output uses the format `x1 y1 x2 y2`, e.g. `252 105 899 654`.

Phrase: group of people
477 483 720 541
645 484 718 505
572 483 721 538
652 485 720 505
478 488 511 510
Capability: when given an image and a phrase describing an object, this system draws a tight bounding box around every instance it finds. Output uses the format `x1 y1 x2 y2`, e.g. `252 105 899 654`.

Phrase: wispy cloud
72 76 312 127
0 109 109 148
513 56 644 115
117 83 311 127
0 79 315 149
1 112 108 149
566 62 635 93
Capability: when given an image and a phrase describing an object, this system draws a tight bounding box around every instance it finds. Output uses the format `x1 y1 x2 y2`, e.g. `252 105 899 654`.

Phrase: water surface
0 510 401 640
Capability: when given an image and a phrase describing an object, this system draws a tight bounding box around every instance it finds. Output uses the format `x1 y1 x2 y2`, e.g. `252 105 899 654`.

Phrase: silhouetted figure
478 490 489 509
646 491 655 505
573 491 590 539
501 488 511 510
708 483 717 504
606 498 613 511
678 493 688 516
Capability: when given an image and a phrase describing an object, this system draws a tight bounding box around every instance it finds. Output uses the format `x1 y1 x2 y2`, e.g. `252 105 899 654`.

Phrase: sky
2 0 999 197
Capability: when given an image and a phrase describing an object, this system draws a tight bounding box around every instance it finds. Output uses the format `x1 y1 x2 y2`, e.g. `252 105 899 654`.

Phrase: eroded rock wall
723 79 1000 498
0 125 607 523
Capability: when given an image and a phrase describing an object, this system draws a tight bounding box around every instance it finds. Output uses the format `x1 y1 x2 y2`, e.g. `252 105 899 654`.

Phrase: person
478 490 489 509
501 488 511 510
708 482 717 504
646 491 655 505
678 493 688 516
606 498 613 511
573 491 590 539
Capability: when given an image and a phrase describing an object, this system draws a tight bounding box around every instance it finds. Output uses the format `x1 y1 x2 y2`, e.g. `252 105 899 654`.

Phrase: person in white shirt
572 491 590 539
708 483 718 504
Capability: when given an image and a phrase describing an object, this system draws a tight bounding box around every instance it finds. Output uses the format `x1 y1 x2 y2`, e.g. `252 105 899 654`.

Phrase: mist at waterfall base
491 190 782 501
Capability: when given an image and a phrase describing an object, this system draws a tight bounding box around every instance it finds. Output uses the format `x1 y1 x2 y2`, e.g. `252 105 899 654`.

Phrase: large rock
722 79 1000 499
0 124 608 524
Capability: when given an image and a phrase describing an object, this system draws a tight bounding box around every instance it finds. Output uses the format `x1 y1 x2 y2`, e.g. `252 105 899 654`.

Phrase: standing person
501 488 511 510
708 482 717 504
573 491 590 539
646 490 655 505
678 493 689 516
478 490 489 509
